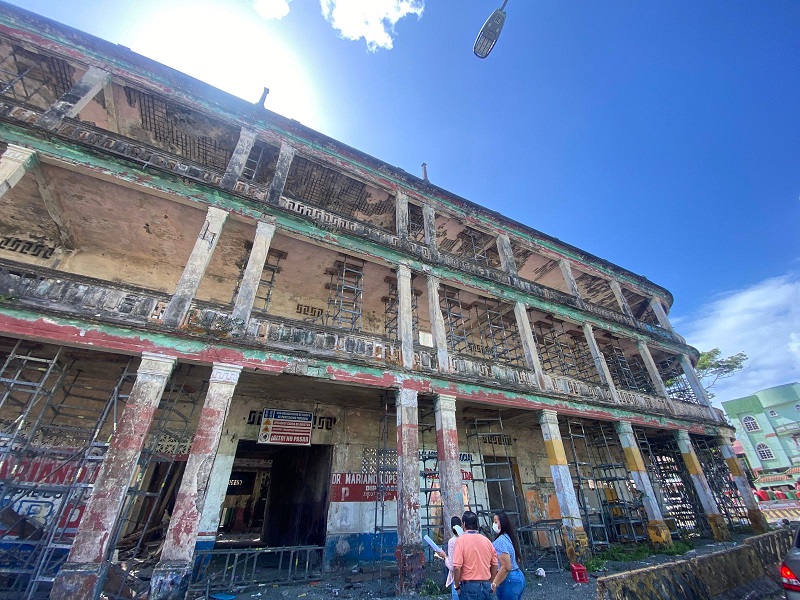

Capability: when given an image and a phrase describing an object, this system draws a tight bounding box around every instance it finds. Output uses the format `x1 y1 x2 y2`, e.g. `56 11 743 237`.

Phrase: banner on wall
257 409 313 446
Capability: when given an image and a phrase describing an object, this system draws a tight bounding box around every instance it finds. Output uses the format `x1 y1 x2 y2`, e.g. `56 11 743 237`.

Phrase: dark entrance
220 441 332 547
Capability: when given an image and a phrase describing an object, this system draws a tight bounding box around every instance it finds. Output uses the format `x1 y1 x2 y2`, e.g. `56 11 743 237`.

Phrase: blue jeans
495 569 526 600
459 580 492 600
451 583 459 600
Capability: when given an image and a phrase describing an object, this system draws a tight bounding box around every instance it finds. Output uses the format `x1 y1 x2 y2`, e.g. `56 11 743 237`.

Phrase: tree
695 348 748 399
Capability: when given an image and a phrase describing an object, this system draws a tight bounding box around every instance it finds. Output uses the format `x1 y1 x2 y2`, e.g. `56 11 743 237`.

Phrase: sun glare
129 2 321 129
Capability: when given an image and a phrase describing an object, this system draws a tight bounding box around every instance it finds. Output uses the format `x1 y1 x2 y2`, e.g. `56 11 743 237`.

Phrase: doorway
220 441 332 547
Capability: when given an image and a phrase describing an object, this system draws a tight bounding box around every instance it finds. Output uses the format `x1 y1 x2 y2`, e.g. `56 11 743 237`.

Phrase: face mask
492 523 501 534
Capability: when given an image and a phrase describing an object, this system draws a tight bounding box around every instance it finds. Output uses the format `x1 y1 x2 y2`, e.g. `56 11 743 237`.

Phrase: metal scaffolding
0 340 209 600
232 247 287 315
634 427 709 538
656 356 698 404
464 412 524 533
373 395 397 585
561 420 609 549
439 286 472 355
534 321 600 384
588 423 647 543
102 364 206 599
325 255 365 332
470 299 524 367
692 437 750 531
418 404 442 550
382 275 420 342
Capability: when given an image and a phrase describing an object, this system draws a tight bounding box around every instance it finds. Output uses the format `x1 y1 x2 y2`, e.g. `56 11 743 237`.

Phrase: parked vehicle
780 526 800 599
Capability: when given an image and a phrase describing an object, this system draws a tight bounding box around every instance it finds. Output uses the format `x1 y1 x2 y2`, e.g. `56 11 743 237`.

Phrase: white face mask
492 522 501 534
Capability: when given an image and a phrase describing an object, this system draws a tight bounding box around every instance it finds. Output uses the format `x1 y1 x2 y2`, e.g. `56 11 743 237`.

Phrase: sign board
257 409 313 446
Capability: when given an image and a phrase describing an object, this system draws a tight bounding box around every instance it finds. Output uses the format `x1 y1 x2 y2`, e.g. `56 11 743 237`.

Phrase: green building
722 383 800 488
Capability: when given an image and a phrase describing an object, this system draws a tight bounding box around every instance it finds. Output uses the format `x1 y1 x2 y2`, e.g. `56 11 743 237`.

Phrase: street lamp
473 0 508 59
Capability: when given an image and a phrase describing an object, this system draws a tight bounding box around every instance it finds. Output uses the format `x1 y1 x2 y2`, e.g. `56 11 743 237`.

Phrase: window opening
755 443 774 460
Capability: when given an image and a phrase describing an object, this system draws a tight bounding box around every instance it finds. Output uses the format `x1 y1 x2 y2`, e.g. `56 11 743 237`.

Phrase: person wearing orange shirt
452 511 498 599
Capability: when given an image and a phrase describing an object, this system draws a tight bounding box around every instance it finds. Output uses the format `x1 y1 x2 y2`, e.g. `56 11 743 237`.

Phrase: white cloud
673 273 800 406
320 0 425 51
254 0 293 20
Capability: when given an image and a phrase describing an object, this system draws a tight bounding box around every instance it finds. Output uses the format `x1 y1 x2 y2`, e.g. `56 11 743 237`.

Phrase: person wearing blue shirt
490 511 525 600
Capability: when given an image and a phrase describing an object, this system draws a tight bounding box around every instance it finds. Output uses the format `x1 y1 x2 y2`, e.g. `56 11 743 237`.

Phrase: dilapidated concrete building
0 3 767 599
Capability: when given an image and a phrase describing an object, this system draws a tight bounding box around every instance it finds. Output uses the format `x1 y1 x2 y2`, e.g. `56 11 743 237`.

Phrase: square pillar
559 259 585 308
537 410 588 562
636 341 673 405
267 143 296 205
0 145 38 199
150 363 242 600
717 435 769 534
231 219 277 325
421 204 438 259
495 234 517 276
36 66 112 130
220 127 257 190
396 264 415 370
425 274 450 373
162 205 228 328
610 280 634 318
512 301 551 390
614 421 672 547
649 296 673 331
582 323 621 403
674 429 731 542
51 353 177 600
434 394 463 544
679 355 711 406
395 191 409 240
395 388 424 592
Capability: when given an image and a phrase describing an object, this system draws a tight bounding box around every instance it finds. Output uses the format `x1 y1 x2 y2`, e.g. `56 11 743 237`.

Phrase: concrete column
162 205 229 328
674 429 731 542
679 355 711 406
717 435 768 534
582 323 621 403
434 394 463 545
610 280 634 318
267 142 296 205
396 191 409 240
496 234 517 276
559 259 584 307
395 388 424 592
614 421 673 547
52 353 176 600
36 66 112 130
425 274 450 373
0 145 38 199
636 341 671 400
421 204 438 259
195 428 239 551
220 127 257 190
231 219 277 325
513 301 550 390
150 363 242 600
649 296 673 331
538 410 588 562
396 264 415 370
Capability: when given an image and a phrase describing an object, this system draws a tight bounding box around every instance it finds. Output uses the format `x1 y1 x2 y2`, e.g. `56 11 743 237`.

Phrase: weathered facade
0 3 767 599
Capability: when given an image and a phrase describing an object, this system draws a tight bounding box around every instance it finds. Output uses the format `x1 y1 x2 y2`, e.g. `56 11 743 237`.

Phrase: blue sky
7 0 800 403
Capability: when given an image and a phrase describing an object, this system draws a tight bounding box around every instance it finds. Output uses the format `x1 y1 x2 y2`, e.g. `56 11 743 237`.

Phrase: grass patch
583 540 695 572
